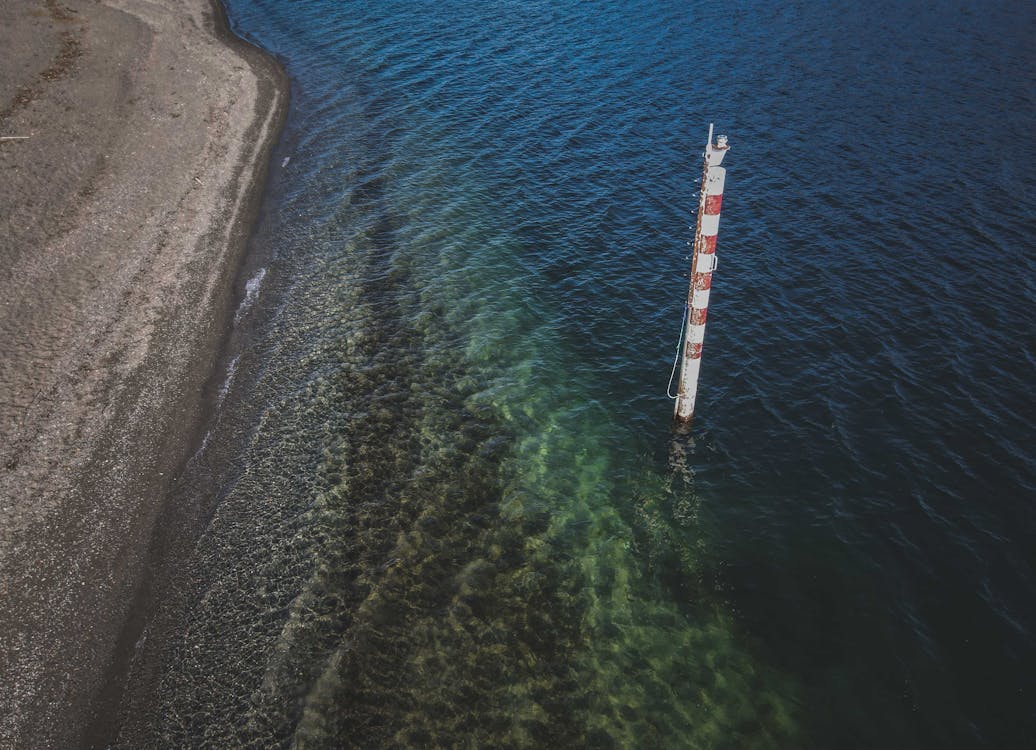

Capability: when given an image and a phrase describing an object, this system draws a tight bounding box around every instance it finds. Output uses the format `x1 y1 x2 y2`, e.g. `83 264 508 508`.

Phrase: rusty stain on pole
674 124 729 425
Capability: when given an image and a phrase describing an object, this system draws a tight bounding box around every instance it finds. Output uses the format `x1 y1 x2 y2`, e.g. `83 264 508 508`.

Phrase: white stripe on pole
705 167 726 194
695 253 717 274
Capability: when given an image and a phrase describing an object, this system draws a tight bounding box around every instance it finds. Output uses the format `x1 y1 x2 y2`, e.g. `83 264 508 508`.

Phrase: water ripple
120 0 1036 747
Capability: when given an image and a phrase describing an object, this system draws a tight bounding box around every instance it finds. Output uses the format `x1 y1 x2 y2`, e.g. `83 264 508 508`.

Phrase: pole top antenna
705 124 730 166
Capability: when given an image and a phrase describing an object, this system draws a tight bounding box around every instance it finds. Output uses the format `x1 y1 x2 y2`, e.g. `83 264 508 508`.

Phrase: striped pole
674 124 729 423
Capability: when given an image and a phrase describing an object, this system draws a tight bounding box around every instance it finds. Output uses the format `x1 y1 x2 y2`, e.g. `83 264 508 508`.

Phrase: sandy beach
0 0 286 746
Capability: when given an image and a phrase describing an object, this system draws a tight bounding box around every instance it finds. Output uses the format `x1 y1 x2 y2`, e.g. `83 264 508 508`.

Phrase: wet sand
0 0 286 746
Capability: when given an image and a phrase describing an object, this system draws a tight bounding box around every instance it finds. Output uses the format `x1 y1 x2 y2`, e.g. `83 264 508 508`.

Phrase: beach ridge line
0 0 288 747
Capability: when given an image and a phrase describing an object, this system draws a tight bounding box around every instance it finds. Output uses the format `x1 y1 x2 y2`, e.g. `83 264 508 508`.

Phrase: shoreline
0 0 288 747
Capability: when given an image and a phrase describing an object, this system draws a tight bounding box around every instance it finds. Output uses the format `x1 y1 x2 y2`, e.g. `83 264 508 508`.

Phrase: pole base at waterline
672 395 694 432
671 417 693 435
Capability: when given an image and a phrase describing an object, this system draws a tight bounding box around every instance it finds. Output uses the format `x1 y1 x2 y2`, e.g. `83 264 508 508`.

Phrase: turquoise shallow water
118 1 1036 747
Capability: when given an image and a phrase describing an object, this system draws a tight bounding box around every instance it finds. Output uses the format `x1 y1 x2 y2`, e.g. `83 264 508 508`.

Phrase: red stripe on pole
701 235 717 253
687 342 703 359
695 272 713 290
704 194 723 214
690 307 708 325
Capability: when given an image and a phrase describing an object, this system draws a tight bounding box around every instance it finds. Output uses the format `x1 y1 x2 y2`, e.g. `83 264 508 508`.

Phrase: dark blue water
119 0 1036 747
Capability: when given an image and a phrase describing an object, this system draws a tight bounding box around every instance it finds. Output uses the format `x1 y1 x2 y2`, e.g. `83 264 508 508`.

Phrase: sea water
123 1 1036 747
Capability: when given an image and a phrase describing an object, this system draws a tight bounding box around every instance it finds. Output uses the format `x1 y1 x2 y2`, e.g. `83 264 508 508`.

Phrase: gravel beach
0 0 286 746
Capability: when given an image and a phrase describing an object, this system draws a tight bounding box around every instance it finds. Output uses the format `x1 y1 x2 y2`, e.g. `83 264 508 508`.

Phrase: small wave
235 267 268 324
189 429 212 463
218 355 240 408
